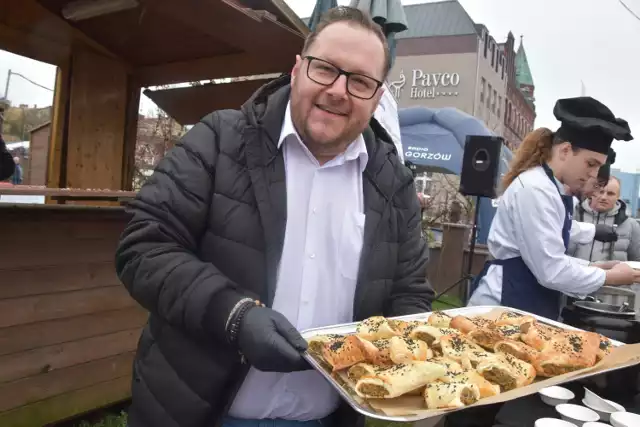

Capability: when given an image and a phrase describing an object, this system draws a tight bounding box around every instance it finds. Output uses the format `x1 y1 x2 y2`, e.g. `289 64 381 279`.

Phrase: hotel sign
389 69 461 100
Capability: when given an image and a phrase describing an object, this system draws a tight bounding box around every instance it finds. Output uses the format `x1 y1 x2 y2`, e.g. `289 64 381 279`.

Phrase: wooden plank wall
0 206 146 427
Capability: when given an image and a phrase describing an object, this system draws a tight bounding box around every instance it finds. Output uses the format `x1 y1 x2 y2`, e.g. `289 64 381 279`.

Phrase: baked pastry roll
467 327 507 350
407 325 461 347
321 335 368 371
450 315 494 334
449 370 501 398
495 311 536 327
476 352 536 391
307 334 343 355
361 336 431 366
354 361 446 399
520 321 564 351
494 324 522 341
535 331 600 377
439 335 496 368
347 363 384 382
430 357 466 381
424 381 480 409
428 311 453 328
596 334 613 361
494 340 539 364
356 316 400 341
388 320 421 336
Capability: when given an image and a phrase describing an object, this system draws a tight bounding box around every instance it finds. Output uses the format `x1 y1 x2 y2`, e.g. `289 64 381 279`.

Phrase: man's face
591 178 620 212
560 145 607 193
290 22 385 160
580 176 606 199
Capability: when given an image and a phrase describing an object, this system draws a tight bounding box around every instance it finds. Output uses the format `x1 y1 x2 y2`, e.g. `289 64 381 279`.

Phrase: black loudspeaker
459 135 504 199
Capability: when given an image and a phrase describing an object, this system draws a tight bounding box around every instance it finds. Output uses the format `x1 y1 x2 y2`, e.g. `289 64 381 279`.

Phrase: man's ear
291 55 303 81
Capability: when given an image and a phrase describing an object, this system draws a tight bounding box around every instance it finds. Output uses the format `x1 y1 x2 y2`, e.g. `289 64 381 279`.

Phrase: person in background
567 148 617 246
570 176 640 263
115 7 433 427
0 113 15 181
11 156 23 185
468 96 640 320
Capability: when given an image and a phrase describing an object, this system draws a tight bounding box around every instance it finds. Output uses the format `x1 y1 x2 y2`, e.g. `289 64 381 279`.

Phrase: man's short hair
302 6 391 79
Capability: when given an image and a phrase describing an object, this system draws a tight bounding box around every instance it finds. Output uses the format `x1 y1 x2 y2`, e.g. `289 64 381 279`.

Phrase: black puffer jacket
0 135 15 181
115 75 434 427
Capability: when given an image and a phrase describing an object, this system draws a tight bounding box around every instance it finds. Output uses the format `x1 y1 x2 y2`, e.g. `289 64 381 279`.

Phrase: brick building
499 34 536 149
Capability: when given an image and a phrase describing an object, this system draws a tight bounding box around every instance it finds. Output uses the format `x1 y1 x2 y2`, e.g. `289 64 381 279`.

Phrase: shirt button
312 208 317 214
309 253 316 259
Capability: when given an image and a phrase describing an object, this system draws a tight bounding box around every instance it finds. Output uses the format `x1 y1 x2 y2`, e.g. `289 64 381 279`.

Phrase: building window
484 33 488 58
487 84 492 108
492 89 497 113
497 96 502 118
491 43 495 67
480 77 486 103
501 56 505 79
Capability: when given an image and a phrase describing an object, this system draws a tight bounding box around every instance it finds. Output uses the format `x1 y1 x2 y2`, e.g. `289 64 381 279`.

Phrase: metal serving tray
300 305 625 422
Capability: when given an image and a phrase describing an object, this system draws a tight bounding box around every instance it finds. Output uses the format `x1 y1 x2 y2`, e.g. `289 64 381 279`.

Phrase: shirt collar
278 100 368 172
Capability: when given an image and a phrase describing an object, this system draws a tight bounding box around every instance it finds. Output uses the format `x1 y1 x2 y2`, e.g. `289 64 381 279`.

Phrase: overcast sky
1 0 639 171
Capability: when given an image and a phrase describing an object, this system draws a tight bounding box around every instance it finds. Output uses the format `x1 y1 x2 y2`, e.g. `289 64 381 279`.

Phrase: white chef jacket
570 196 596 245
468 166 606 306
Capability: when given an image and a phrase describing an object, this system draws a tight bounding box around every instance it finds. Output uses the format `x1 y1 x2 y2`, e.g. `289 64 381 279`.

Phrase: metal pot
573 300 636 318
590 286 637 310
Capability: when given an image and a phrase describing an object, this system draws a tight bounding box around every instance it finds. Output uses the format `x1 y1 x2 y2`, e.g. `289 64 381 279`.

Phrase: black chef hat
553 96 633 155
597 147 617 184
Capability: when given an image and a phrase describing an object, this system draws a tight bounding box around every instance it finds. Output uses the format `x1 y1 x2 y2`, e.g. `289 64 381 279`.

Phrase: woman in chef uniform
468 96 640 319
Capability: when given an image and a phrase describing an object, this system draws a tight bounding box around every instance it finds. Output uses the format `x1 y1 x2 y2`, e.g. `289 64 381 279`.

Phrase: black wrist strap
227 300 257 346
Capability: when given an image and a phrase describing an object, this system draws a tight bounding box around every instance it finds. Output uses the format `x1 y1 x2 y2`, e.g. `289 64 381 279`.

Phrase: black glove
237 306 309 372
594 224 618 243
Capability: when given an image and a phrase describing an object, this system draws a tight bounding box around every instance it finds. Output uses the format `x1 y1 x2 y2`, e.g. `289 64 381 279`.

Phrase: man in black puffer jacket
0 112 15 181
115 7 434 427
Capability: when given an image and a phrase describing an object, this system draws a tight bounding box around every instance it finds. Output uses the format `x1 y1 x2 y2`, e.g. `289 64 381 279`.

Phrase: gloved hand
594 224 618 243
237 306 309 372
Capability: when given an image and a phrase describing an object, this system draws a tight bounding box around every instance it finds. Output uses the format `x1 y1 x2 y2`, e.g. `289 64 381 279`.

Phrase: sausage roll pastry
494 324 522 341
534 331 600 377
407 325 462 347
495 311 536 327
476 352 536 391
347 363 385 383
428 311 453 328
493 340 539 364
361 336 431 366
424 381 481 409
354 361 446 399
520 321 564 351
449 370 501 398
439 335 496 368
450 315 494 334
467 327 508 350
596 334 613 361
430 357 466 381
356 316 401 341
321 335 368 371
307 334 343 355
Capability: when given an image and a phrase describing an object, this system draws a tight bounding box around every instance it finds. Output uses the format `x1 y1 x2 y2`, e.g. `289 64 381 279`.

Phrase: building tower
515 36 535 108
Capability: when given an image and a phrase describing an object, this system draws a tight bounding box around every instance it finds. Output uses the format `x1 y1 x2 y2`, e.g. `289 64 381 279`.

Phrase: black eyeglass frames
304 56 383 100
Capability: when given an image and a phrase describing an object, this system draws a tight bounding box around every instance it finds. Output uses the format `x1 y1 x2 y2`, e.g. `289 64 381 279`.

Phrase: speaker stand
434 195 482 307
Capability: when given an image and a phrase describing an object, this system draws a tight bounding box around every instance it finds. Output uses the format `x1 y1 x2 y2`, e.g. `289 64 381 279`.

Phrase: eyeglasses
304 56 383 100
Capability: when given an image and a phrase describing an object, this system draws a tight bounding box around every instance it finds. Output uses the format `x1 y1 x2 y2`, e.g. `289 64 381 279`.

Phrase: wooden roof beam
149 0 303 57
0 23 70 66
134 52 292 87
1 0 131 70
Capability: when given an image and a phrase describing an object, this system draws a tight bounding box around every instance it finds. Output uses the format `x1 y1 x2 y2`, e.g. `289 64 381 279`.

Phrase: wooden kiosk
0 1 305 425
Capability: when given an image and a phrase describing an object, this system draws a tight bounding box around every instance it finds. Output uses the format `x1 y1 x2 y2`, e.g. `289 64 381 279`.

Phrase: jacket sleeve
115 113 254 343
627 219 640 262
385 178 435 316
0 137 15 181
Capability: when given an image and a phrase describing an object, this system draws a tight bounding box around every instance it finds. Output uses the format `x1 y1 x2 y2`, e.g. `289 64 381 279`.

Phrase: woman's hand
605 263 640 285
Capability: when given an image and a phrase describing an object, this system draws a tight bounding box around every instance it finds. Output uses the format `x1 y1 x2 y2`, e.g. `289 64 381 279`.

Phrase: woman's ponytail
502 128 555 189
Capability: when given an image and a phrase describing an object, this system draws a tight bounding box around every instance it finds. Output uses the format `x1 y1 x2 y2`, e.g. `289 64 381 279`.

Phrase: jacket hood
580 197 628 223
239 74 399 163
